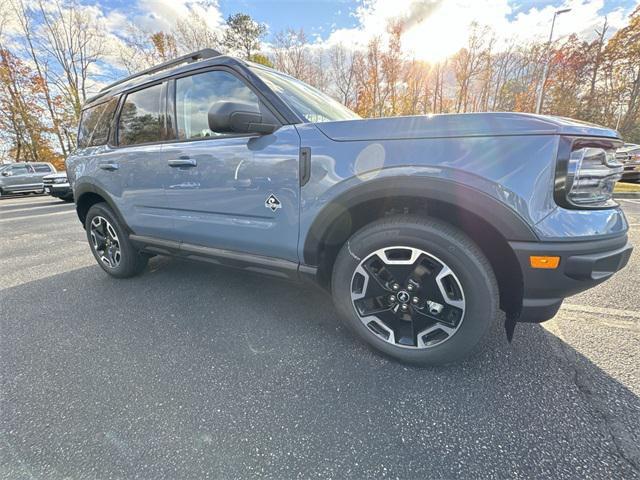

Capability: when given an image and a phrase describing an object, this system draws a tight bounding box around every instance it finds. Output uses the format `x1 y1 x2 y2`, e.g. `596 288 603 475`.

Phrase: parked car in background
0 162 55 197
66 50 632 365
616 143 640 183
43 172 73 202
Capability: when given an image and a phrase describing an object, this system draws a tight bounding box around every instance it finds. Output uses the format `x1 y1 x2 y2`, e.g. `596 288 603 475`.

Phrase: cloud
322 0 639 62
101 0 225 39
134 0 225 32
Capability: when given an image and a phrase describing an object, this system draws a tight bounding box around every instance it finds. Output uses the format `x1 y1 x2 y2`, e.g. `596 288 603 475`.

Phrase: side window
118 84 164 146
77 98 118 148
33 164 53 173
11 165 30 176
175 70 260 140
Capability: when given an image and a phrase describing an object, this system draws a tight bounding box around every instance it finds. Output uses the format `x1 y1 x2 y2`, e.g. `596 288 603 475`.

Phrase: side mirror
208 101 279 135
2 171 11 177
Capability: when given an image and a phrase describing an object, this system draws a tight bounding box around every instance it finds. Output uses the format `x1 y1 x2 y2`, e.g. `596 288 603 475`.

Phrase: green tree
223 13 266 60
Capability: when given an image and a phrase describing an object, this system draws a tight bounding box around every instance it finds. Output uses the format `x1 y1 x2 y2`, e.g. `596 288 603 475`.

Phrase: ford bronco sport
66 49 633 365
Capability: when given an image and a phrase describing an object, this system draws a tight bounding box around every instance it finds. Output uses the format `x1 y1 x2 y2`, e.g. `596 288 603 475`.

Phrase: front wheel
331 216 499 366
85 202 148 278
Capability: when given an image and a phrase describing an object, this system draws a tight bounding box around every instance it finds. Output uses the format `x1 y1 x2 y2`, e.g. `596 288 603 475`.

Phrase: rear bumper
509 235 633 323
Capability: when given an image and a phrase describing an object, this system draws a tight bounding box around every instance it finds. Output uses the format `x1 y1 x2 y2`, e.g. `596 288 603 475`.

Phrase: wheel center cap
397 290 410 304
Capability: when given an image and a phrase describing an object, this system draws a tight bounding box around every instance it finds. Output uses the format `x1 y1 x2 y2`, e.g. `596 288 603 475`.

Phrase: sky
94 0 639 62
2 0 638 69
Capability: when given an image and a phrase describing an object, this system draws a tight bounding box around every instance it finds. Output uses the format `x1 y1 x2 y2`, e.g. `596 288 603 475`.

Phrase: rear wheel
331 215 498 366
85 203 147 278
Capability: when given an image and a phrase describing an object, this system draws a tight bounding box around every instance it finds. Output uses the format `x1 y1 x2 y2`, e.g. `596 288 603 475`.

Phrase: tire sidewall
332 218 498 365
84 203 141 278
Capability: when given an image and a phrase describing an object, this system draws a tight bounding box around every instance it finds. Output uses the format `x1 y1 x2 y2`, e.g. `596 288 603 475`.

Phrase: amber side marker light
530 256 560 269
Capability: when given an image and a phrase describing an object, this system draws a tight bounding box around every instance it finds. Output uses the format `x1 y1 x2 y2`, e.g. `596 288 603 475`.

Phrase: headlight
555 138 623 209
54 177 67 183
566 147 622 206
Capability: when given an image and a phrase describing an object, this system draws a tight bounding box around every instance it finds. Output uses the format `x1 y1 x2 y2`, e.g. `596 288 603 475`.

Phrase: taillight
555 137 623 209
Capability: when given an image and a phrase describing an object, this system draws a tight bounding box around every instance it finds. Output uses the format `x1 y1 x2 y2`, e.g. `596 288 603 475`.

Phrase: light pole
535 8 571 114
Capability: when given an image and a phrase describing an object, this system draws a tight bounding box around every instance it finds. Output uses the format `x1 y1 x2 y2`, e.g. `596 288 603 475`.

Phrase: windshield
250 65 360 124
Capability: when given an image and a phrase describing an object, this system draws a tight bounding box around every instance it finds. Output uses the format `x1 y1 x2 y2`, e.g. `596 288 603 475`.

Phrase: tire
62 195 74 203
84 202 148 278
331 215 499 366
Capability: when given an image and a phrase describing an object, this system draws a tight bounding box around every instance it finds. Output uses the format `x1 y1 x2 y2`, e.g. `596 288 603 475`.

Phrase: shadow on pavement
1 258 639 479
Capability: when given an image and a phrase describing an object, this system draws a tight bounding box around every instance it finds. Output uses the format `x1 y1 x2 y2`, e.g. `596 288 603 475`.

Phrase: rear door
78 85 174 239
162 68 301 262
31 163 55 187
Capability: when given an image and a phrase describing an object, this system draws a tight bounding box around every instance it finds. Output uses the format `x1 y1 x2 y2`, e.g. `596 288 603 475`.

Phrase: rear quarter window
78 98 119 148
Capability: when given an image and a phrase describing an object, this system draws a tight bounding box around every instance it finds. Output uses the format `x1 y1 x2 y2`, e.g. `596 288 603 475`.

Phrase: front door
2 164 36 192
162 69 300 262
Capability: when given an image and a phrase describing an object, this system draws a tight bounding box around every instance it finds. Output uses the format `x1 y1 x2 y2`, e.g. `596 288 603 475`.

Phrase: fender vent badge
265 194 282 212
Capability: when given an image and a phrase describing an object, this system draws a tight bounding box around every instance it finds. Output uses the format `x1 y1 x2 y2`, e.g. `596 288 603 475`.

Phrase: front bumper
509 235 632 322
44 183 72 196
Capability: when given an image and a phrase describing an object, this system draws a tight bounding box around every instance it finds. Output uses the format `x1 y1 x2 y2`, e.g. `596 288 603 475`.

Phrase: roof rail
98 48 222 94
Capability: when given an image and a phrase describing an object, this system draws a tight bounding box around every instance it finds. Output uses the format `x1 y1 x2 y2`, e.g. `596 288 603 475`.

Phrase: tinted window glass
175 70 259 140
33 164 53 173
118 84 164 146
11 165 29 176
78 98 118 148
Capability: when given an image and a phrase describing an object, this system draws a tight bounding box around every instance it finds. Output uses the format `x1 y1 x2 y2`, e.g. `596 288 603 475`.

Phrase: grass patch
615 182 640 193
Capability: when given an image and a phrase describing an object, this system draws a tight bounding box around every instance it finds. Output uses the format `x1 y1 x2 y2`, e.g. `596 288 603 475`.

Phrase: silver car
0 162 56 197
616 143 640 183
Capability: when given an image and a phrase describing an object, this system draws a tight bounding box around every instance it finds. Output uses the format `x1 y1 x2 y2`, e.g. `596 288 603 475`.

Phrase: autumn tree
453 23 491 113
0 49 57 163
273 29 310 81
603 6 640 140
174 11 220 52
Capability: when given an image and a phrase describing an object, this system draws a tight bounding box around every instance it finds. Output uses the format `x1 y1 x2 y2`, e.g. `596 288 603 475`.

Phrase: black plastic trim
129 234 308 281
510 234 632 323
303 176 539 266
300 147 311 186
73 183 128 228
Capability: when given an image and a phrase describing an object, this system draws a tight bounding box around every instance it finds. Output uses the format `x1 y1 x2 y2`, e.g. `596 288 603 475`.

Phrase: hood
618 143 640 153
314 112 620 142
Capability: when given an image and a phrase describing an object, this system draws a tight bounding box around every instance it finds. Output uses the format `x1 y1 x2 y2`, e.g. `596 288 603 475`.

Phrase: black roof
84 49 302 125
85 49 244 108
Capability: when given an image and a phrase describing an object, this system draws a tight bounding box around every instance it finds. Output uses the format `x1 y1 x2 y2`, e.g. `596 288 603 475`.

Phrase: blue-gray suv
66 49 633 365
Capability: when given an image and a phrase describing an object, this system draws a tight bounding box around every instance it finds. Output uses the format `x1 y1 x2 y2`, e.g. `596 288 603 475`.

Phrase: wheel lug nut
407 284 414 291
412 297 419 304
401 304 408 311
389 295 396 303
392 283 399 291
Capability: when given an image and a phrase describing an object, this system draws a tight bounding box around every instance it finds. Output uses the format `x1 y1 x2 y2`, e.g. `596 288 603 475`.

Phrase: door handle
168 158 197 167
98 162 119 171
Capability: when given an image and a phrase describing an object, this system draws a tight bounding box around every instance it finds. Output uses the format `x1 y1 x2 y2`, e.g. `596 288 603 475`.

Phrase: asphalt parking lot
1 194 639 479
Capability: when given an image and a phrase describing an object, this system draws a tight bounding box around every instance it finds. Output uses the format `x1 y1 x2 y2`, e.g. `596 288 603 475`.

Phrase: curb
614 192 640 199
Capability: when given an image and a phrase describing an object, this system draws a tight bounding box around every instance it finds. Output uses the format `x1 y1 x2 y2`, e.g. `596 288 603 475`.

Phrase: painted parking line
0 196 53 206
562 303 640 319
620 198 640 205
0 203 72 214
0 209 76 223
